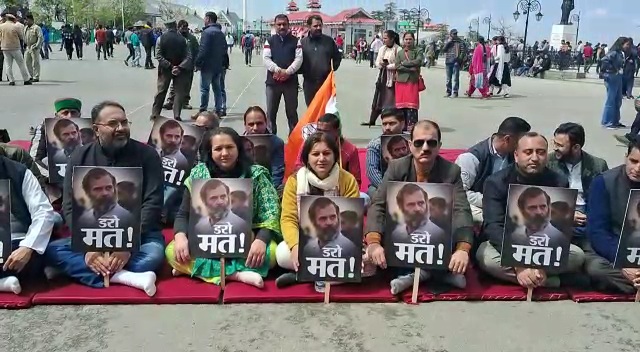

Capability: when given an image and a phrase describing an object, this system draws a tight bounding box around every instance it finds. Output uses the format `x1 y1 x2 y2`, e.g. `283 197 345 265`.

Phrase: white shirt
565 161 585 206
10 169 55 254
370 38 383 53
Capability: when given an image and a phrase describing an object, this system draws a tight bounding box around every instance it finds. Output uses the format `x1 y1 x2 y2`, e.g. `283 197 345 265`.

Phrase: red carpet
223 280 323 304
0 286 38 309
567 289 636 303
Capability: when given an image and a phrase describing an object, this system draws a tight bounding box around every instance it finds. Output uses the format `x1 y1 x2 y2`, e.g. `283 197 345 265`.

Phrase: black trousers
266 82 299 135
144 45 153 68
74 41 83 58
96 43 107 59
167 69 194 105
152 68 190 119
0 51 3 80
106 41 114 56
303 78 324 107
64 41 73 59
125 43 134 62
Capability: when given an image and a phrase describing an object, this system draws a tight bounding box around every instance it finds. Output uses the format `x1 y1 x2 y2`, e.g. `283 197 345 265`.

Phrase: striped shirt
365 136 383 188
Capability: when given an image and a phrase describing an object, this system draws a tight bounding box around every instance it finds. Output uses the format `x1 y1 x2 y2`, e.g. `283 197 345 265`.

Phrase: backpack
244 35 254 48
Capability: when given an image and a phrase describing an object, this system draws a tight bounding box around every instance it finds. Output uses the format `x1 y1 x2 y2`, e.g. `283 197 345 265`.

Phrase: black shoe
32 78 39 83
162 103 173 110
183 104 193 110
452 93 459 98
174 116 182 121
24 80 32 85
8 82 15 86
275 272 298 288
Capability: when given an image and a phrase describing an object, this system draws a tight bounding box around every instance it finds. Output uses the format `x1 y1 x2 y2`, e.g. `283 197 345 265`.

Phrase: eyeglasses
412 139 439 149
95 119 132 129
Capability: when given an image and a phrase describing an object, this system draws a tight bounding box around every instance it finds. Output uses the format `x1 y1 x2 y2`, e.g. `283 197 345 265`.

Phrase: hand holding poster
241 135 272 173
44 117 95 184
500 185 577 270
0 180 11 265
297 196 364 283
615 190 640 268
380 134 411 169
188 178 253 259
71 167 142 252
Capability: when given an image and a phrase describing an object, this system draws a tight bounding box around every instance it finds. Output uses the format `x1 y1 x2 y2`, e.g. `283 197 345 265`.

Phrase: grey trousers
151 68 190 119
476 241 585 287
265 82 299 135
2 49 30 82
583 242 636 294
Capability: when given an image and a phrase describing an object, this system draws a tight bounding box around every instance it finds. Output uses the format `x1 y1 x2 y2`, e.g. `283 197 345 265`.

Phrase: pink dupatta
470 43 486 75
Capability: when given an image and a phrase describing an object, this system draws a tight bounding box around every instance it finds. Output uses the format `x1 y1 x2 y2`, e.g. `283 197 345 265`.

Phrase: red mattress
567 289 636 303
0 286 38 309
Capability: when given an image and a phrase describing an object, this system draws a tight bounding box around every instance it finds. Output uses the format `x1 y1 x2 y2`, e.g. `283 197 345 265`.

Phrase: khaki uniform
24 24 43 80
0 21 31 82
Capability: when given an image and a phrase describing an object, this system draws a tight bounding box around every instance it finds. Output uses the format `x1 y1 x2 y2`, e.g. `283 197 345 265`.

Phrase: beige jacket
0 21 24 51
24 24 43 49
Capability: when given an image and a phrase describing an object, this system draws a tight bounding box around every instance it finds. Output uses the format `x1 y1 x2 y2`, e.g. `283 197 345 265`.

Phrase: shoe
162 103 173 110
8 82 15 86
314 281 325 293
23 80 32 85
124 60 129 66
614 134 631 146
275 272 297 288
504 93 510 98
174 116 182 121
32 78 39 83
496 88 503 95
183 104 193 110
452 93 458 98
149 115 157 121
444 93 451 98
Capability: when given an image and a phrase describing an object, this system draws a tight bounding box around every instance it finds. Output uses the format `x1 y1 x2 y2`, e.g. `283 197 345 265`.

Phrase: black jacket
195 23 227 73
300 34 342 81
63 140 164 234
482 165 568 252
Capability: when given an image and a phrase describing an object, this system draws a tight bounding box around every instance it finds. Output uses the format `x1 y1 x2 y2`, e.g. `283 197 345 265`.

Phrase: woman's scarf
379 45 400 87
295 163 340 196
470 43 486 75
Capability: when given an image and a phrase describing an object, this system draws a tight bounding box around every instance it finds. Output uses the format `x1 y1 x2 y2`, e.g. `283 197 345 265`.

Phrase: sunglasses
412 139 439 149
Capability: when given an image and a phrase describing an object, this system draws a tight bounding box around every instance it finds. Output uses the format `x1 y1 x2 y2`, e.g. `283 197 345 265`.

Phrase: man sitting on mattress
365 108 406 199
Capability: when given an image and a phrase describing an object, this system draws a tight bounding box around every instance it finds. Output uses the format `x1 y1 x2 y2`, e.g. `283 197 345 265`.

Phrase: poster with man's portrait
0 180 11 265
188 178 253 259
298 196 363 283
242 135 272 173
380 134 411 169
44 117 95 184
500 185 577 270
615 190 640 268
71 167 142 253
384 182 453 269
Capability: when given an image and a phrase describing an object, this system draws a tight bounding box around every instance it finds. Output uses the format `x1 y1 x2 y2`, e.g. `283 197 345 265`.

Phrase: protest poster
0 180 11 265
500 185 577 270
71 167 143 253
384 182 453 270
380 134 411 170
44 117 95 184
297 196 364 284
188 178 253 259
242 134 272 173
615 190 640 269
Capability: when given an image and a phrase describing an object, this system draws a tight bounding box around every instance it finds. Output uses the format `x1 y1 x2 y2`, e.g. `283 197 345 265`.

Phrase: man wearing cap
23 14 43 82
0 12 32 85
150 19 191 121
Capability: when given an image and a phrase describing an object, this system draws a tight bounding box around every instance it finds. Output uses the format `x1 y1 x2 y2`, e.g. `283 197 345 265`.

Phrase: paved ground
1 46 640 352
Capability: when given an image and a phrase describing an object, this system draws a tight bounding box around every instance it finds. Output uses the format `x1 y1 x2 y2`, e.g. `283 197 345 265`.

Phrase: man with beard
194 179 249 237
477 132 585 289
585 136 640 294
157 119 188 168
386 135 410 160
549 122 608 248
510 187 566 248
77 168 133 228
243 106 285 191
51 118 81 162
366 120 474 294
391 184 446 243
44 101 164 297
366 109 406 198
303 197 357 259
300 15 342 106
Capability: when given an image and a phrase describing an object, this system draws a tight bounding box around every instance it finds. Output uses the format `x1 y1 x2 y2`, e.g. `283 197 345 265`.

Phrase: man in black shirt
164 20 199 111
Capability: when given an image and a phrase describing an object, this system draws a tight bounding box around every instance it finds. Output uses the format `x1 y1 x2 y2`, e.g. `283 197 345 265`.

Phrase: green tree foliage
30 0 144 28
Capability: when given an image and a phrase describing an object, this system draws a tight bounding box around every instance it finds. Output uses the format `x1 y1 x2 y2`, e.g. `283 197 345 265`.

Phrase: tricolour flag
284 70 338 178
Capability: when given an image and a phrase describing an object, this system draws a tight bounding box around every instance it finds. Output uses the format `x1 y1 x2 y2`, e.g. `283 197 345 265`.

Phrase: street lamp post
513 0 543 57
408 5 430 42
483 15 492 39
470 17 479 41
570 11 581 46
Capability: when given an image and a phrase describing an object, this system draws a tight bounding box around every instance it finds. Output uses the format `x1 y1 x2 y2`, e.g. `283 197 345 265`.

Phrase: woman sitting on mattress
165 127 281 288
277 132 374 292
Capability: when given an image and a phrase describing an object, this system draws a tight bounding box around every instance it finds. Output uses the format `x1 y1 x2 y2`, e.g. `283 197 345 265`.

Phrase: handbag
405 50 426 92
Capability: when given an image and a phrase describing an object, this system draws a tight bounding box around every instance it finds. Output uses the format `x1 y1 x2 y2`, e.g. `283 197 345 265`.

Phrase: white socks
390 270 430 295
111 270 157 297
0 276 22 294
229 271 264 288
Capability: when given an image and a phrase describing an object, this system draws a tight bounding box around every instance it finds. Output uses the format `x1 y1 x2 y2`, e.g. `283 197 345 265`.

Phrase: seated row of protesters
1 99 638 297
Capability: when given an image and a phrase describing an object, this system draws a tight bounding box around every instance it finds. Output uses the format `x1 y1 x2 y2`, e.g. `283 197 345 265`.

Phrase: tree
383 2 397 21
370 10 385 22
490 17 521 41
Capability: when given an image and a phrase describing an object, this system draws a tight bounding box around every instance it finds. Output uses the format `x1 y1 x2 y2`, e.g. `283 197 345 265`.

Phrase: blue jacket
195 23 227 73
41 26 49 43
600 49 625 75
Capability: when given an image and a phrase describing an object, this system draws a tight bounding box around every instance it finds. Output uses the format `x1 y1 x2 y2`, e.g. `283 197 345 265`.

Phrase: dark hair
611 36 629 51
202 127 253 177
403 32 415 41
477 36 485 45
429 197 446 209
116 180 135 193
159 119 184 136
517 131 548 147
318 113 341 132
384 30 400 46
182 135 196 146
551 201 571 214
340 210 358 223
241 136 254 148
497 117 531 136
53 119 79 140
554 122 585 147
82 168 116 194
498 36 510 53
411 120 442 142
199 179 229 203
230 190 248 202
396 183 428 209
194 111 220 130
627 135 640 155
178 19 188 28
517 187 550 212
274 14 289 23
90 101 125 123
301 132 340 169
243 106 267 124
380 108 404 123
308 197 339 223
26 14 33 20
205 11 217 23
307 15 323 26
386 135 409 154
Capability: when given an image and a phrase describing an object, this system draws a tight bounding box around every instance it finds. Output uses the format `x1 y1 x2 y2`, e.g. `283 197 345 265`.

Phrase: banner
615 189 640 268
384 182 453 269
500 185 577 269
0 180 10 265
71 167 143 252
44 117 95 184
297 196 363 282
380 134 411 170
242 134 272 173
188 178 253 259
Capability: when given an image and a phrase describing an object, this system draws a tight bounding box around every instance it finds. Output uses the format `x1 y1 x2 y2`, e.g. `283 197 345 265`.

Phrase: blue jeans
601 73 623 126
220 69 227 112
44 232 165 288
199 70 223 112
445 63 460 94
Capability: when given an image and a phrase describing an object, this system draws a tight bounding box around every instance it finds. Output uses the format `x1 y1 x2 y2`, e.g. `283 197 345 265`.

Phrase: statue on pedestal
560 0 574 25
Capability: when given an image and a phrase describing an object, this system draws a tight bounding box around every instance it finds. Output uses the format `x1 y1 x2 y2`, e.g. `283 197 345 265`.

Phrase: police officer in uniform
151 19 192 121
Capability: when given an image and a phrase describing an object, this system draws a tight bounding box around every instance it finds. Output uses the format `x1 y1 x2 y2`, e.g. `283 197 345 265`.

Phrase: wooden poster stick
324 282 331 304
411 267 421 304
635 290 640 303
526 287 533 302
103 253 110 287
220 257 226 290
